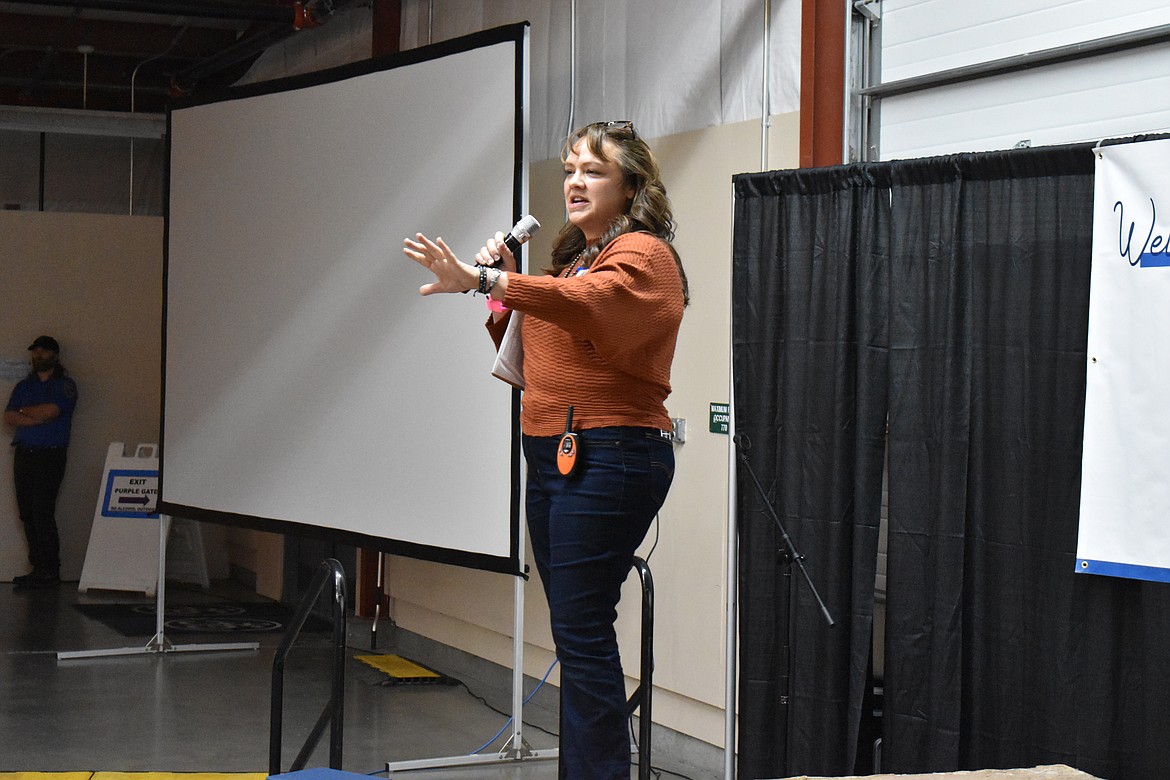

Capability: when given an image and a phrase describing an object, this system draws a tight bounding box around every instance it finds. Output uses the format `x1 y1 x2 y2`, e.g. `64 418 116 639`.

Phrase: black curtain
733 140 1170 779
732 165 890 778
883 147 1170 777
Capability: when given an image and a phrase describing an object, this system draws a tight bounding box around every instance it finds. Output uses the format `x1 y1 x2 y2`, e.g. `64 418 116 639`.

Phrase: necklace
563 252 586 278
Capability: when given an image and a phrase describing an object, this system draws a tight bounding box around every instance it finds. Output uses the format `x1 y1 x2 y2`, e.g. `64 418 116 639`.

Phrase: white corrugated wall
874 0 1170 159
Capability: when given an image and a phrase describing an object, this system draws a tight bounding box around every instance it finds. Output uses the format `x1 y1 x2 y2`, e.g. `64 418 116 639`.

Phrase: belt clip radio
557 406 579 477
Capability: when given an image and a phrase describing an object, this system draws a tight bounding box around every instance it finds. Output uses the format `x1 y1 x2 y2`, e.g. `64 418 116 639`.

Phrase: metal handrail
269 558 348 775
625 556 655 780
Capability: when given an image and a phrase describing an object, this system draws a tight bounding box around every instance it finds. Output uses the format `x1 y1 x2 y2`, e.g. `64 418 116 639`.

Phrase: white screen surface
163 28 526 572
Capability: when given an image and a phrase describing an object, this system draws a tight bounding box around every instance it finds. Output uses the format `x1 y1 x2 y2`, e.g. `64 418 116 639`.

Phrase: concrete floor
0 579 724 780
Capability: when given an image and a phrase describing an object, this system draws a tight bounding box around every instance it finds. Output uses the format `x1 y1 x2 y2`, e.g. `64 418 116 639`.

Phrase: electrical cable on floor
468 657 560 754
353 651 559 775
443 677 558 740
355 516 665 772
628 719 697 780
345 644 556 735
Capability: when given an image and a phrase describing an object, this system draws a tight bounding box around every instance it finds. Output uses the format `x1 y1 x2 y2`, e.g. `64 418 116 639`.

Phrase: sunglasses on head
603 120 637 139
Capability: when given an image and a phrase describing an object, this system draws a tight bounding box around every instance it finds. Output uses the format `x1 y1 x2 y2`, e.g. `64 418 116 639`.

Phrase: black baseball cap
28 335 60 353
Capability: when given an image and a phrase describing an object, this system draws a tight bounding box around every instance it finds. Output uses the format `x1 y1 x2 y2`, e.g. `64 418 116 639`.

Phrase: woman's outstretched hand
403 233 477 295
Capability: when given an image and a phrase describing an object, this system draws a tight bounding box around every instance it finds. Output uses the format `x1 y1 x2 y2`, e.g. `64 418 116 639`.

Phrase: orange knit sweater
487 232 685 437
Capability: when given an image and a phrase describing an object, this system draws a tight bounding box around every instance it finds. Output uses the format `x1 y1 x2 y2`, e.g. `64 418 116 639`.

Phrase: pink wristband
486 298 508 313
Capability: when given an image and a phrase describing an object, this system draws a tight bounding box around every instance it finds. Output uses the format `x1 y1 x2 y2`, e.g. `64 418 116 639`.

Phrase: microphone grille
515 214 541 240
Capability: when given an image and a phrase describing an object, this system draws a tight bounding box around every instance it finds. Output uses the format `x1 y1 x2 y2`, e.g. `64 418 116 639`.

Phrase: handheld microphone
465 215 542 295
501 214 541 257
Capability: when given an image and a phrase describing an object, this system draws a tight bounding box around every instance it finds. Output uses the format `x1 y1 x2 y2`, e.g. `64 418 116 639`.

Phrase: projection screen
161 25 528 574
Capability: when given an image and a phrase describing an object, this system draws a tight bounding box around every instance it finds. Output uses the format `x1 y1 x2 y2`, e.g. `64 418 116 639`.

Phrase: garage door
865 0 1170 160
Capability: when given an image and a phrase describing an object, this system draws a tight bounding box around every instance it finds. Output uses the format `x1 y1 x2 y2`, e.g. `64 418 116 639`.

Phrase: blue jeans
523 426 675 780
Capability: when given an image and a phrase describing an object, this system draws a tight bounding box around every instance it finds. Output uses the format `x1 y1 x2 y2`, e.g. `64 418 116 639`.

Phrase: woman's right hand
473 231 518 274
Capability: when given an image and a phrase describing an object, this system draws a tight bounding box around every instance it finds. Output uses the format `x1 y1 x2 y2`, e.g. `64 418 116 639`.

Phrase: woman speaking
404 120 687 779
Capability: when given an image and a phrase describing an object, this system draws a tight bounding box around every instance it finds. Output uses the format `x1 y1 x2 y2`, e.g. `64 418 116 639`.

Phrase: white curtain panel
402 0 799 159
239 0 804 160
400 0 800 158
240 0 800 159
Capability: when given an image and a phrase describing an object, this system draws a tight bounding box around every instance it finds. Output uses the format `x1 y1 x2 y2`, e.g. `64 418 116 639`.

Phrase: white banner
1077 138 1170 583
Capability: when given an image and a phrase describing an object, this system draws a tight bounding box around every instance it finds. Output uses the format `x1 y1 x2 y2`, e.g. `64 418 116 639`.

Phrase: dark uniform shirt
6 372 79 448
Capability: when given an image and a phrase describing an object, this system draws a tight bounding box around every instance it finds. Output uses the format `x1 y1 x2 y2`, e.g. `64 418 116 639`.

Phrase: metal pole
79 45 93 109
567 0 577 140
760 0 770 169
371 552 384 650
725 380 739 780
145 515 172 651
842 0 853 162
38 132 46 211
630 558 655 780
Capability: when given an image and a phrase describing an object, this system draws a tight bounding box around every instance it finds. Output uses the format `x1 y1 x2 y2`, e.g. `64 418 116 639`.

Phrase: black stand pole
734 434 835 776
735 434 835 628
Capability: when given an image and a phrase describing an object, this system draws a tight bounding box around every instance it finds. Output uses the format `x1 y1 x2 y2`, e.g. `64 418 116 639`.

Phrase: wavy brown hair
549 121 689 305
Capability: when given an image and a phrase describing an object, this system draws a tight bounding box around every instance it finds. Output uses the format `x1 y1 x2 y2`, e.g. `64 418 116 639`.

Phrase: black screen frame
159 23 529 576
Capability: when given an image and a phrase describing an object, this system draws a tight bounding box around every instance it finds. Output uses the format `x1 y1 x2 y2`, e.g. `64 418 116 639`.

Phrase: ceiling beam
0 103 165 136
0 13 243 59
0 0 294 25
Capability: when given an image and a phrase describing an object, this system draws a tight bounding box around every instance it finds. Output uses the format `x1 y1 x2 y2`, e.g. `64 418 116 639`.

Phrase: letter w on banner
1078 138 1170 583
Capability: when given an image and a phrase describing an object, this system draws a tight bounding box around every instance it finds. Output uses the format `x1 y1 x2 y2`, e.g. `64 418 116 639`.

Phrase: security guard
4 336 79 588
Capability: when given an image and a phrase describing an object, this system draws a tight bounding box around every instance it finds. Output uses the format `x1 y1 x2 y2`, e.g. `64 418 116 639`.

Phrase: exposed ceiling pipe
173 22 293 86
130 24 186 215
131 24 186 112
174 0 352 88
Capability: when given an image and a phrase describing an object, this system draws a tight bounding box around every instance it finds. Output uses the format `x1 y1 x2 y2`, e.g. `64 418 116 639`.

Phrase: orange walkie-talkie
557 406 579 477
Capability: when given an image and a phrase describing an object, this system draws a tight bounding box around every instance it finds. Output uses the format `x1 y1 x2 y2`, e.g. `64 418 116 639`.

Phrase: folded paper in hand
491 311 525 389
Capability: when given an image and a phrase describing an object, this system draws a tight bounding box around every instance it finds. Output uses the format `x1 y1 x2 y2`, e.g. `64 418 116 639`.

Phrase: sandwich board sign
78 443 207 595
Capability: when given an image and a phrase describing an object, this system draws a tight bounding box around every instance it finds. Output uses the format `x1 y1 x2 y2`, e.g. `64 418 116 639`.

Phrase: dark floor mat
73 601 331 636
